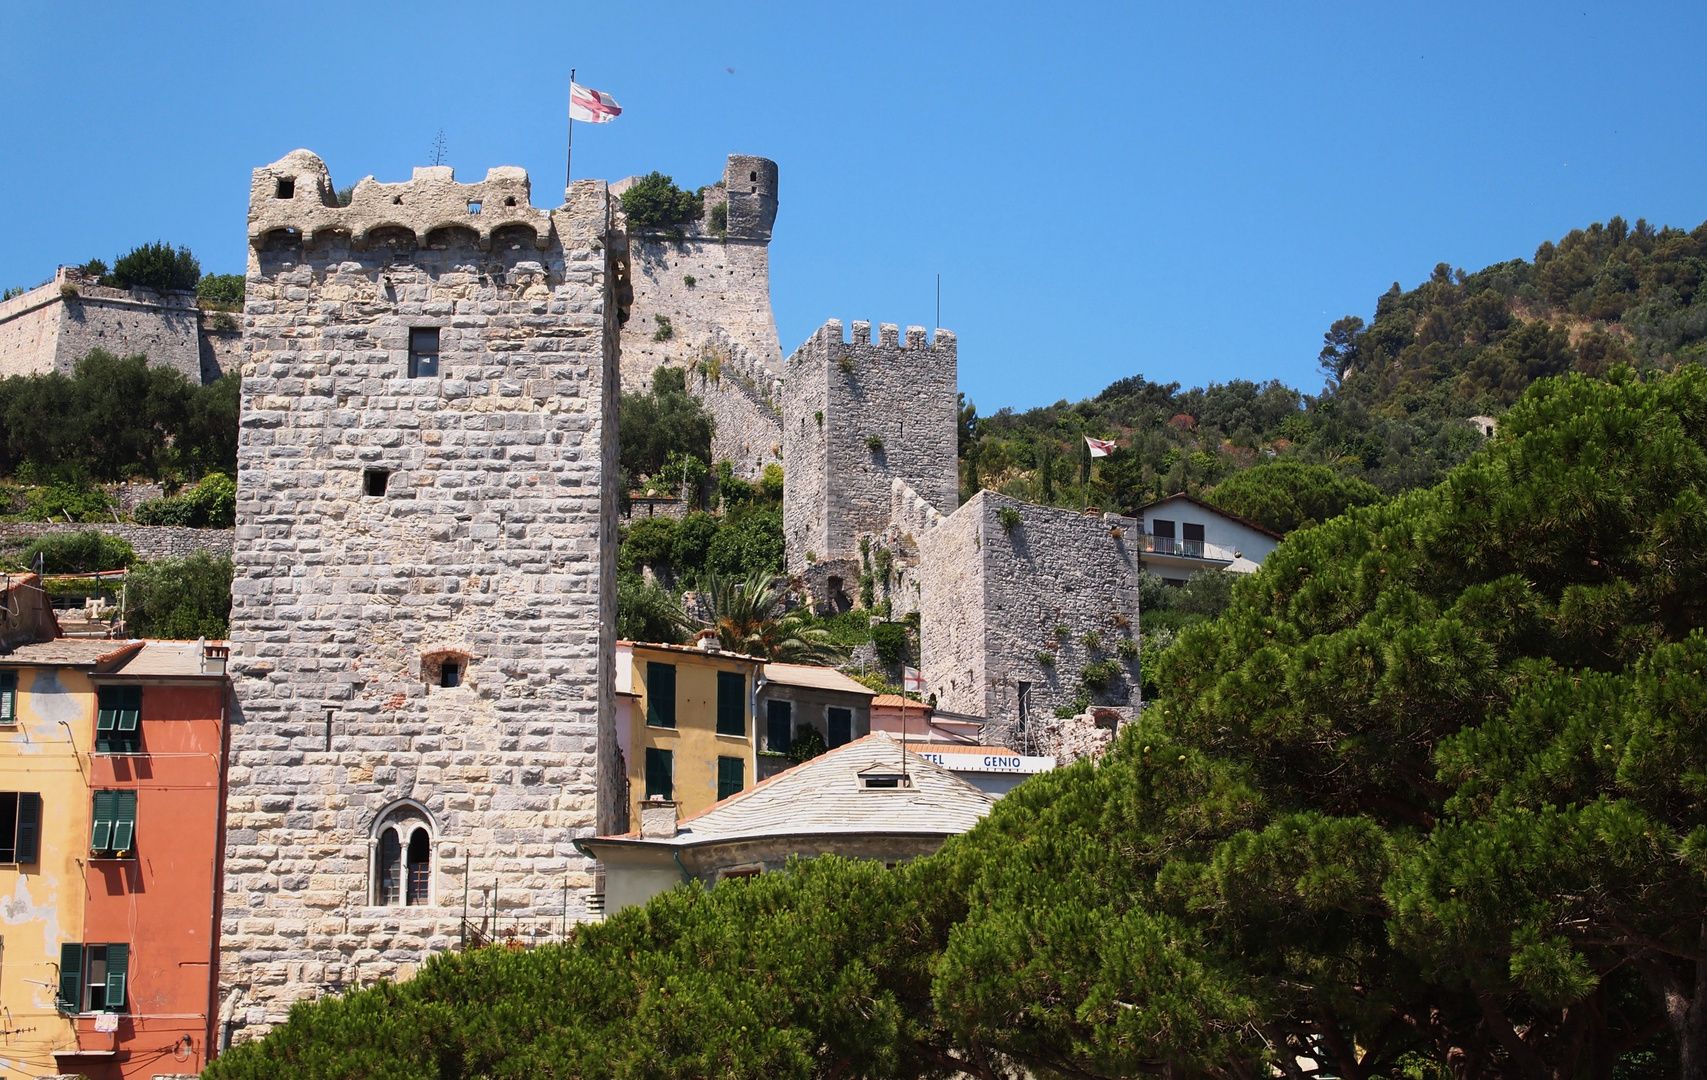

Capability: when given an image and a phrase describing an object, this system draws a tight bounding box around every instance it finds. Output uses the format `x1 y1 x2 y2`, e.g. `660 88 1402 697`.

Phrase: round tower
723 155 778 240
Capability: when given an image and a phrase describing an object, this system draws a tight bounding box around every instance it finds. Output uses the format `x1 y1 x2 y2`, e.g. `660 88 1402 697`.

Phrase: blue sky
3 1 1704 412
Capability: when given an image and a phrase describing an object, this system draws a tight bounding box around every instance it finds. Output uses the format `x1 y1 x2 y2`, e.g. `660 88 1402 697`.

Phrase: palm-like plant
702 571 845 664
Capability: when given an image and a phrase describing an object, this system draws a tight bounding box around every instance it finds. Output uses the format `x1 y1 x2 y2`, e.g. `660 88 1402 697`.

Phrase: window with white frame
372 804 434 907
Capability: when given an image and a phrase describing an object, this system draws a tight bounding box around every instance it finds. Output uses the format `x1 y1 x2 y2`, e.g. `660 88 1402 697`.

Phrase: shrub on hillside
124 552 232 639
16 531 134 574
195 273 245 309
133 474 236 527
871 621 909 665
104 241 200 292
21 482 115 523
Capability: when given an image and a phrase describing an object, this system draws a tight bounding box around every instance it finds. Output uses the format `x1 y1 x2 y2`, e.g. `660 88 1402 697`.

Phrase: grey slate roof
613 732 995 848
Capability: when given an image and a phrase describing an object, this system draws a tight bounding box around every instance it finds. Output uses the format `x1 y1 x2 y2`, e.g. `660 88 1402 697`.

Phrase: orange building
0 637 231 1080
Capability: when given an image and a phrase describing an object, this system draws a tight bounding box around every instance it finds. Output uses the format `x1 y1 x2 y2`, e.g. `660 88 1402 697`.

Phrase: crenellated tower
220 149 621 1040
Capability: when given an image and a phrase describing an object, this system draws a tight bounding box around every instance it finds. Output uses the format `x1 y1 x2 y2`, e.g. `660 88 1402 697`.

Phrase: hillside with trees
207 363 1706 1080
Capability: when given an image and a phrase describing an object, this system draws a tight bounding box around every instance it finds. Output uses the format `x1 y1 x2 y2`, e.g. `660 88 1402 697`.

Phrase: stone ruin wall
0 266 239 384
920 492 1141 734
616 155 784 478
0 522 234 561
220 150 620 1040
781 319 958 572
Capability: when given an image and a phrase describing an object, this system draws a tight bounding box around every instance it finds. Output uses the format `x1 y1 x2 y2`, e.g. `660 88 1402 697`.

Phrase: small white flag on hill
1085 436 1119 458
903 666 926 694
570 82 622 123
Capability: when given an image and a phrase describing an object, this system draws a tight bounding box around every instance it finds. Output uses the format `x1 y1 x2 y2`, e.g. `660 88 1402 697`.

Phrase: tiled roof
0 639 143 670
619 639 765 663
1132 492 1285 540
116 640 229 677
762 662 874 696
607 732 994 848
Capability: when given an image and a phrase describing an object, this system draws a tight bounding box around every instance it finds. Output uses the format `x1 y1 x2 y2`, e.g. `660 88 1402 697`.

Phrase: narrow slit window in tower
363 469 389 497
440 659 462 688
409 328 440 378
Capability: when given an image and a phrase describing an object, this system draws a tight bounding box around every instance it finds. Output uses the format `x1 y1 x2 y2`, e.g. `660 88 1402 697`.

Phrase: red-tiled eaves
618 640 766 663
1132 493 1284 540
95 641 146 672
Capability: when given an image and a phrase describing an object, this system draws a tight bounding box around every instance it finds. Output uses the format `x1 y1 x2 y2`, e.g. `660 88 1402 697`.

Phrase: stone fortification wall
920 492 1140 730
615 156 783 479
0 523 233 561
221 149 620 1040
0 268 206 382
781 320 958 571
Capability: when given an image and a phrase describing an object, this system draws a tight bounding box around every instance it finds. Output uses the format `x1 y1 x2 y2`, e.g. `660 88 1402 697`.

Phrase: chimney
202 642 230 676
639 797 679 838
695 629 718 652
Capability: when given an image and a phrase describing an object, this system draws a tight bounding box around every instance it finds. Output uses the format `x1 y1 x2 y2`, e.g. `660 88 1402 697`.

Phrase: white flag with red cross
570 82 622 123
1085 436 1119 458
903 667 926 694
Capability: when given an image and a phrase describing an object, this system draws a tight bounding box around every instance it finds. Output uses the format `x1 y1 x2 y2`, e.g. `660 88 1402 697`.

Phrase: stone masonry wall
921 492 1140 732
0 523 233 561
220 150 619 1040
782 320 958 571
616 156 783 478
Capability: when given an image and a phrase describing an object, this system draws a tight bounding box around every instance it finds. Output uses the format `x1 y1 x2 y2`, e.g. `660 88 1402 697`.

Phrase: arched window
372 803 435 907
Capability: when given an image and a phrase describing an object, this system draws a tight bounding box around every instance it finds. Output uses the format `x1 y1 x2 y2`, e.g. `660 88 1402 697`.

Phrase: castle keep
221 150 621 1037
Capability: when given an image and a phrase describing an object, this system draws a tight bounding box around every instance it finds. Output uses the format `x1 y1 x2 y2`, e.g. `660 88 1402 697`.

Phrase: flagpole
565 67 576 193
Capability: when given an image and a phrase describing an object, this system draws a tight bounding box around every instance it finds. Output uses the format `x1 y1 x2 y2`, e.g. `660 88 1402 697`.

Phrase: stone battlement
247 149 555 251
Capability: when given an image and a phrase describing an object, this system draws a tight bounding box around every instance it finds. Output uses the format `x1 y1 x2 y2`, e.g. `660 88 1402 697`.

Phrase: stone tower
616 155 785 477
219 150 621 1039
781 320 958 572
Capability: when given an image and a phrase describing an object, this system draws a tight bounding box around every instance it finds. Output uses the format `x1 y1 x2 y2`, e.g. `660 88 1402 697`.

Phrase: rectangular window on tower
408 328 440 378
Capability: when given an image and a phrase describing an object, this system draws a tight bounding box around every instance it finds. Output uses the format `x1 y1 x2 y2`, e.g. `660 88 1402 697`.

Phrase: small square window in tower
440 660 462 688
363 469 389 497
275 177 295 199
408 328 440 378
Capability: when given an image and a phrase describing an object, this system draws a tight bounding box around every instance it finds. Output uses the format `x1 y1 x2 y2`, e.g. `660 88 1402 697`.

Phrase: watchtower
219 150 621 1039
781 319 958 571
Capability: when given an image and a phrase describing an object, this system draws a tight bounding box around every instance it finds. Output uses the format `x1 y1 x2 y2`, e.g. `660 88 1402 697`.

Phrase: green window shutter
644 747 673 801
646 664 676 728
117 687 141 732
90 790 115 853
0 672 16 722
96 688 119 732
58 942 82 1012
717 756 744 801
827 708 852 748
766 700 792 753
103 942 128 1012
16 793 41 863
111 791 136 853
716 671 745 736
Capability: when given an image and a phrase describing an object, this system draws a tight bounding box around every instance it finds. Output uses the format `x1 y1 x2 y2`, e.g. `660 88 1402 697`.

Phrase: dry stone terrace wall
782 319 958 571
616 155 784 478
0 523 233 561
921 491 1141 726
221 150 620 1040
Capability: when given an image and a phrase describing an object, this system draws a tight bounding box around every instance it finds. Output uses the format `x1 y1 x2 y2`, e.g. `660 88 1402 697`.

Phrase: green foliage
683 274 696 288
871 621 909 665
1 286 23 301
195 273 245 309
705 506 784 580
1116 635 1139 660
105 241 200 292
620 172 705 229
1079 630 1102 652
997 505 1021 533
1034 649 1056 667
652 313 674 341
759 462 784 501
708 201 728 237
21 481 114 523
124 552 232 639
702 571 842 664
619 366 713 480
615 574 693 644
0 352 238 481
786 727 828 765
1051 623 1070 640
132 473 236 527
1204 458 1382 534
15 530 134 574
866 435 884 453
1078 658 1122 692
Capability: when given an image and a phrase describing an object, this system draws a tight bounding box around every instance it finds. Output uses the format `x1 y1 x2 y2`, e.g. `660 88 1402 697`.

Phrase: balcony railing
1134 534 1236 562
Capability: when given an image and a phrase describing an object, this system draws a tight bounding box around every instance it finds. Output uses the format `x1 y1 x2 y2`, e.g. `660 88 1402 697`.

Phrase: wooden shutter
90 790 115 853
645 747 673 801
96 689 119 733
766 700 792 753
0 672 16 722
111 791 137 853
717 756 744 801
646 663 676 728
827 708 852 748
116 687 141 732
103 942 128 1012
15 793 41 863
716 672 745 736
58 942 82 1011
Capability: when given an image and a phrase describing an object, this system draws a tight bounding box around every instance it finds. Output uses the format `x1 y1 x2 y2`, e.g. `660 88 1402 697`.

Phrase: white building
1132 494 1283 581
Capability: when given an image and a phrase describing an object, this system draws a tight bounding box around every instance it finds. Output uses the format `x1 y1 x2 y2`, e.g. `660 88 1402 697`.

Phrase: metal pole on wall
461 849 469 949
565 68 576 191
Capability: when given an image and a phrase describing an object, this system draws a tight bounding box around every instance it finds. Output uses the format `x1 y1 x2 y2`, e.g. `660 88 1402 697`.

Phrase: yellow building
616 640 763 824
0 631 141 1078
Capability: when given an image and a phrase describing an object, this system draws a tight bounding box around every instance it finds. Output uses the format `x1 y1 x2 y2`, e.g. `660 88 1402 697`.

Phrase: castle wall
220 151 619 1040
0 522 233 561
0 268 221 384
782 319 957 571
921 493 1140 732
617 156 783 478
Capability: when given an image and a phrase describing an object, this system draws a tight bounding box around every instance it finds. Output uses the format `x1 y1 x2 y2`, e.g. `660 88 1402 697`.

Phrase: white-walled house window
372 804 434 906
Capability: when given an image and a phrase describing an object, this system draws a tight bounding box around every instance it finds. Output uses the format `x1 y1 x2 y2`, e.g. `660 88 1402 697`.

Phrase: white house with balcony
1132 494 1282 582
